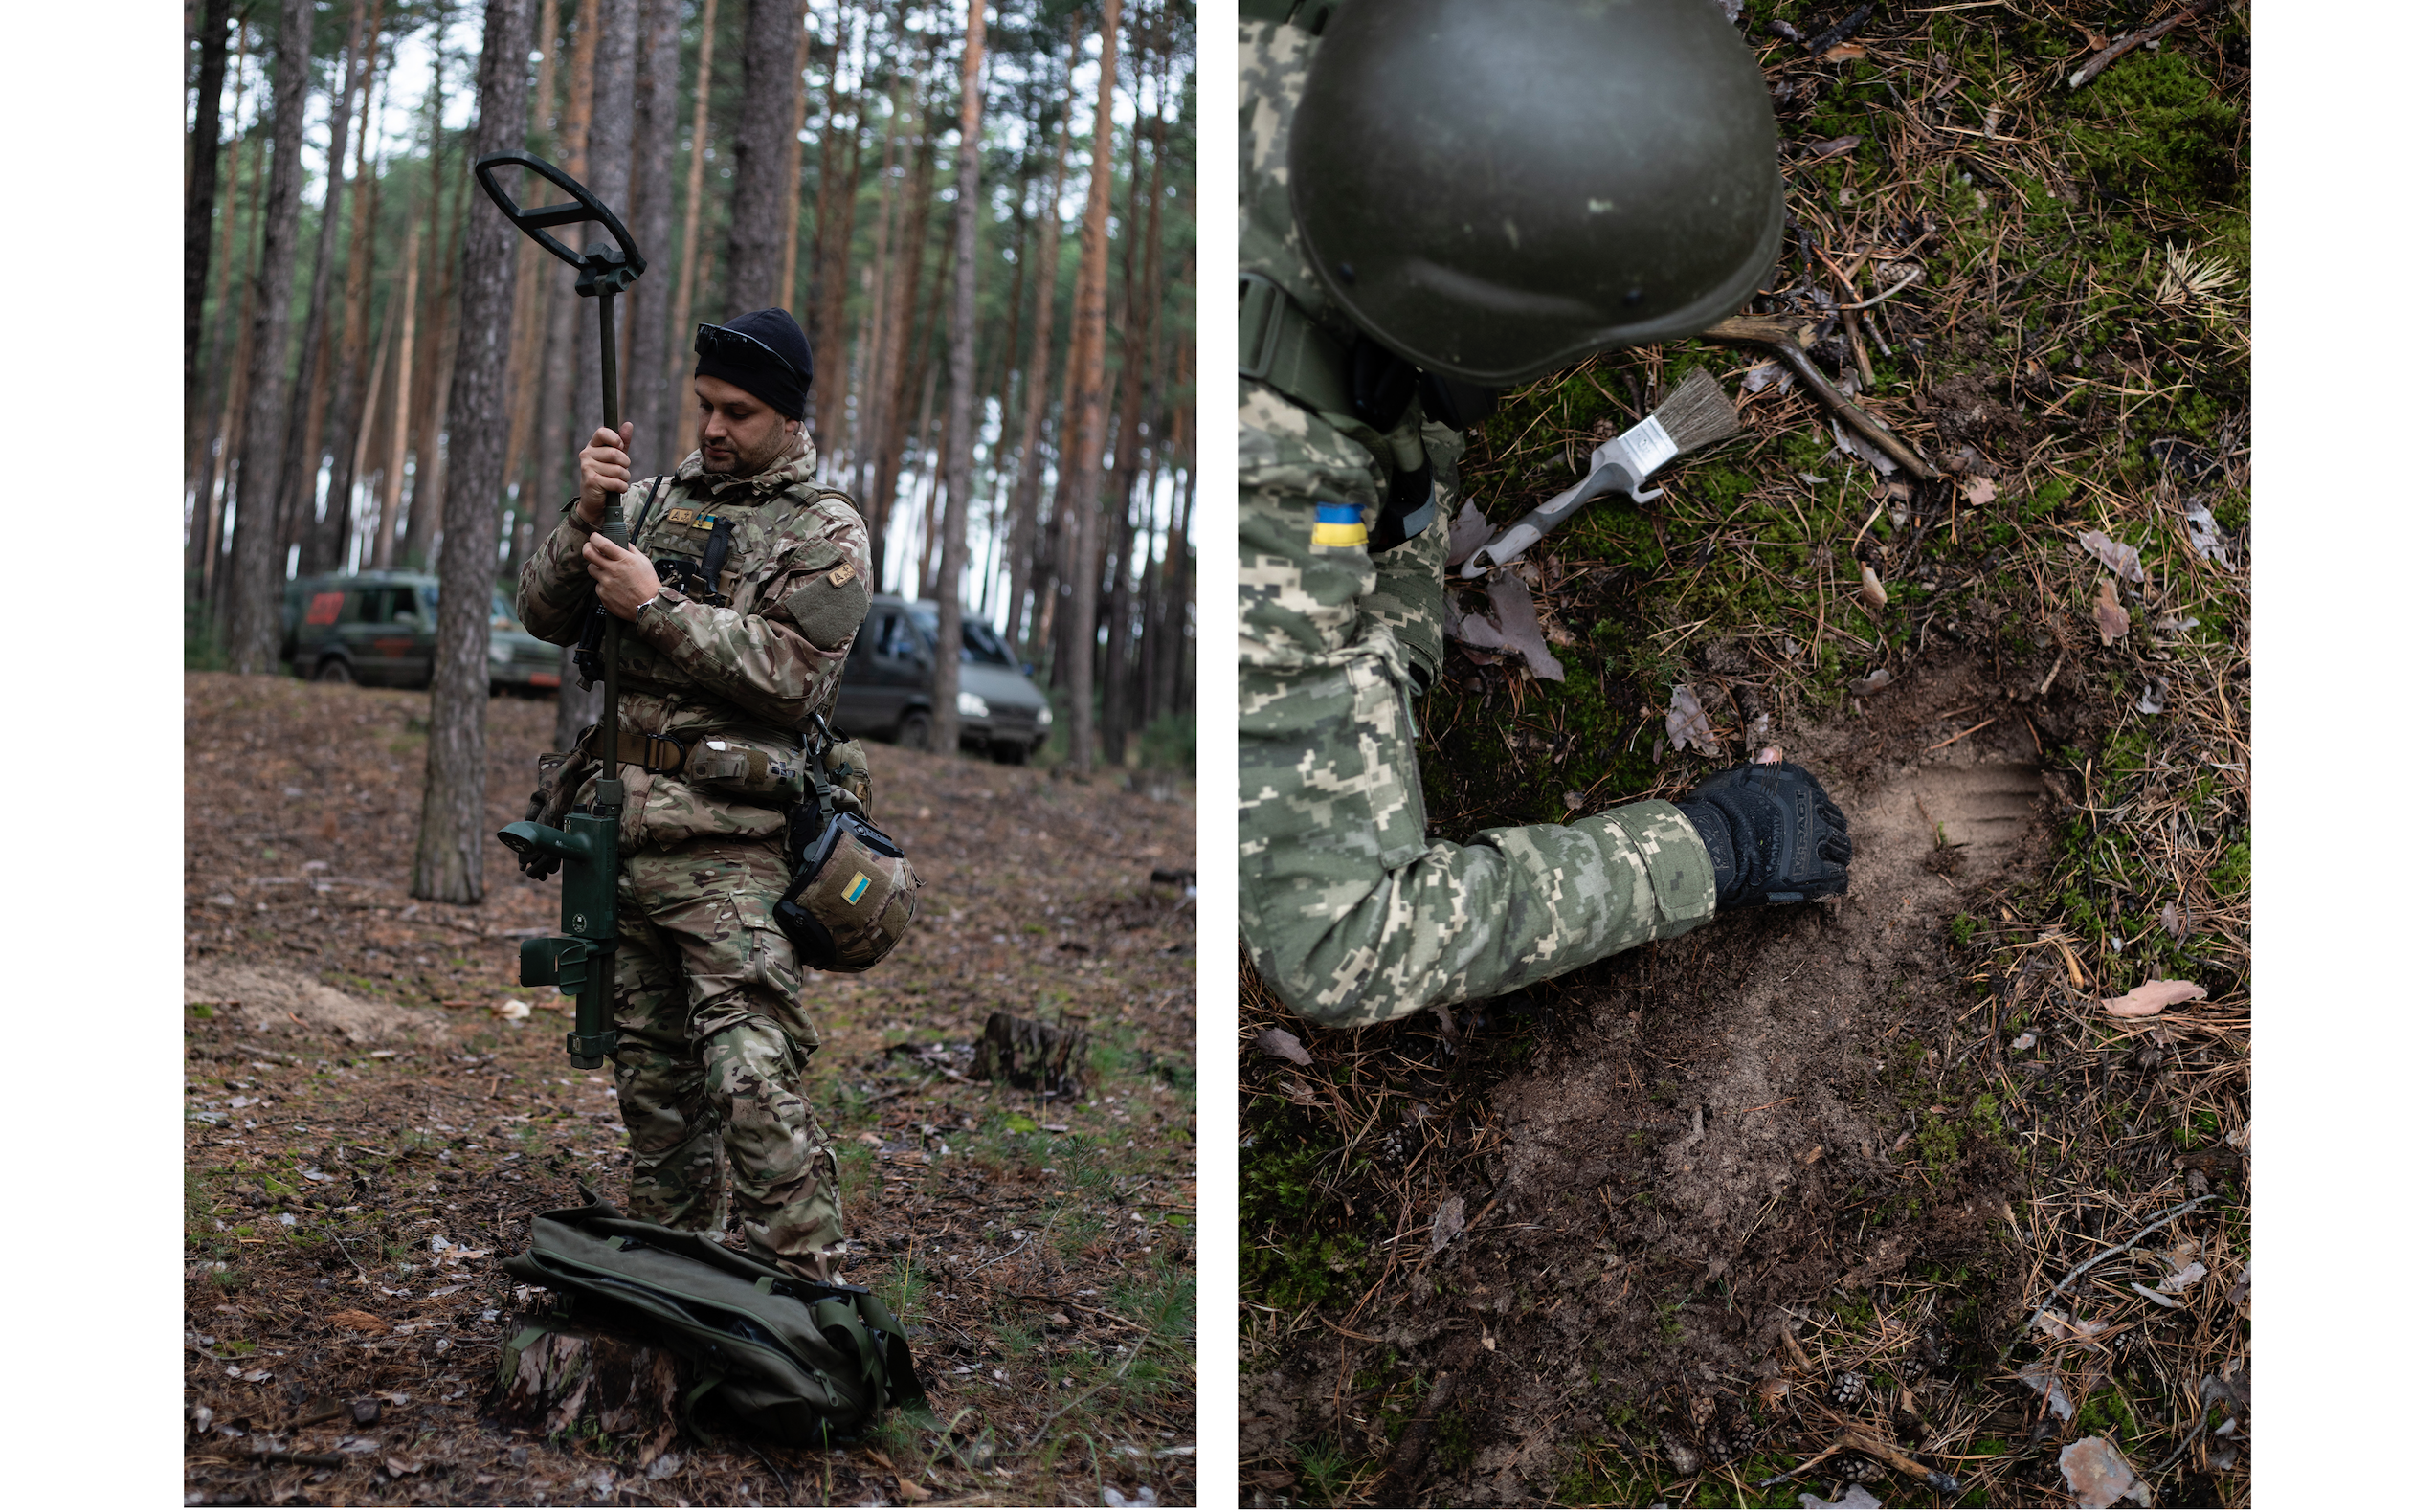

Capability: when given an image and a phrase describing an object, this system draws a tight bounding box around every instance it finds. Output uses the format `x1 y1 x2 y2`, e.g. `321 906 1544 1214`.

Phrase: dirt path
183 673 1196 1506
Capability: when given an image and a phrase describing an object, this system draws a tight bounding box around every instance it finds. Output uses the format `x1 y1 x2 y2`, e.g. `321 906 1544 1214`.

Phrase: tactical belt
583 725 691 775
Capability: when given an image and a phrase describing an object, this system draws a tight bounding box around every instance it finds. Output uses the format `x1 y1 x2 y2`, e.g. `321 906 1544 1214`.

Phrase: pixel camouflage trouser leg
610 838 845 1281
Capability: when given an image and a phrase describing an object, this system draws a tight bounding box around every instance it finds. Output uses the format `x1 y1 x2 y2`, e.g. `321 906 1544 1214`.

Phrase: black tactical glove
1673 761 1853 909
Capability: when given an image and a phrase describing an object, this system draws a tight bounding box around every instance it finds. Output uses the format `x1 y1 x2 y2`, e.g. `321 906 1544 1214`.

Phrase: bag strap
678 1370 726 1447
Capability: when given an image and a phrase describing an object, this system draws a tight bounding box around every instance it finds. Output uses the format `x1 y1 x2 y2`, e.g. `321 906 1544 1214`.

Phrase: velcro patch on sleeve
783 567 873 651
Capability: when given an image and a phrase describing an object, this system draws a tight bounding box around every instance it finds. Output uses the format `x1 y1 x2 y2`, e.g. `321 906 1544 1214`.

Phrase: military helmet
1288 0 1785 386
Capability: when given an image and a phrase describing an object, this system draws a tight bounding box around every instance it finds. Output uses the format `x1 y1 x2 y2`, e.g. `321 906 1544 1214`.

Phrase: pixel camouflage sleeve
1673 761 1854 909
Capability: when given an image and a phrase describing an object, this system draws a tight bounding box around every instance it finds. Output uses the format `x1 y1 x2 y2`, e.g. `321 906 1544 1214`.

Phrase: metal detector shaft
478 151 646 1071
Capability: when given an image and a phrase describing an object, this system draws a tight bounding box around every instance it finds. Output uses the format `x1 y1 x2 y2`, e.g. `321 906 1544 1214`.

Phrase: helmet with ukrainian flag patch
775 810 919 972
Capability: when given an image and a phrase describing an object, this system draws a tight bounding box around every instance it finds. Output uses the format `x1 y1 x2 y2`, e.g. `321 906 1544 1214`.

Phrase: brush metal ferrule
1615 413 1680 485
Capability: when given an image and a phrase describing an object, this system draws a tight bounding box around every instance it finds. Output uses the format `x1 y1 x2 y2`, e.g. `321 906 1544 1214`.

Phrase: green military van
280 571 562 694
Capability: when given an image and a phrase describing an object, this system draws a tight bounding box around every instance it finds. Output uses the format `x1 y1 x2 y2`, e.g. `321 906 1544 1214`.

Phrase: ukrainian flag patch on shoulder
1311 502 1368 548
841 872 872 905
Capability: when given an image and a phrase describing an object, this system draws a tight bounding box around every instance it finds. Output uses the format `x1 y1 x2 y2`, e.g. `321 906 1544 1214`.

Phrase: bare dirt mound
1242 652 2090 1504
186 960 452 1046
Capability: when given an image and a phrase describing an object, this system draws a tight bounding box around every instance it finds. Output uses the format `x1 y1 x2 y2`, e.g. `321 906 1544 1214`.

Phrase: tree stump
973 1012 1091 1097
490 1314 686 1462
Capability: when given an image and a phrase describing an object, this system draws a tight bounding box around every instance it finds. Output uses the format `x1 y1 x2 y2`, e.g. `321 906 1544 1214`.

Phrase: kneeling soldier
518 307 873 1281
1239 0 1856 1027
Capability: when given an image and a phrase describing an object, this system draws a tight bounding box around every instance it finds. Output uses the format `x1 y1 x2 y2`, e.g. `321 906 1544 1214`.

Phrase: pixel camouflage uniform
1238 13 1721 1030
519 434 871 1280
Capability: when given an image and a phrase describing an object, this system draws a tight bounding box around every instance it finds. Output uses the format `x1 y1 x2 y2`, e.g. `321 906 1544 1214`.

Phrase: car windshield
905 606 1016 667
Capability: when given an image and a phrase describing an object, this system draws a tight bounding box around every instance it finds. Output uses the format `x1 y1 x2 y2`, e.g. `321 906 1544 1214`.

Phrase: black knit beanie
694 307 813 420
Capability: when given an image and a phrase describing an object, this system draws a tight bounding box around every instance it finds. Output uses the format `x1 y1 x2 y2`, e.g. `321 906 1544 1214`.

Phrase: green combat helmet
1288 0 1784 386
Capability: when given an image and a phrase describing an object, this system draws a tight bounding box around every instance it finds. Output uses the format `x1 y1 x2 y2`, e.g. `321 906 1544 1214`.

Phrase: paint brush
1460 367 1741 579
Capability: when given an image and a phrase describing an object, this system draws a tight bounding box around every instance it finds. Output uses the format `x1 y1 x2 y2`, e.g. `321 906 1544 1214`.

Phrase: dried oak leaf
2093 578 2130 646
2102 979 2208 1017
1254 1027 1312 1066
1667 684 1724 758
2057 1435 2151 1508
1453 572 1566 680
2079 529 2147 582
1444 500 1494 567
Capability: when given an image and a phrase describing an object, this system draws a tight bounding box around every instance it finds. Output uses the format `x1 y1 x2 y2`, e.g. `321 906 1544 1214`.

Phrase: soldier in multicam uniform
1240 0 1855 1028
518 307 871 1282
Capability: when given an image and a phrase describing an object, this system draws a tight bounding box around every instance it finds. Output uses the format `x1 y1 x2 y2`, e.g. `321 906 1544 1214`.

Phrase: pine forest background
183 0 1197 780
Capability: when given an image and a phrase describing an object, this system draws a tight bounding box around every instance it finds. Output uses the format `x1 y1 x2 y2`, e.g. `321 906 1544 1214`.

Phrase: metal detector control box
500 810 621 1068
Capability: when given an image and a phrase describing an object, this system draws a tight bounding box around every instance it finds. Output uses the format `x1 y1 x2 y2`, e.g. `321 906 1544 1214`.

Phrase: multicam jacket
1239 15 1718 1028
518 437 872 854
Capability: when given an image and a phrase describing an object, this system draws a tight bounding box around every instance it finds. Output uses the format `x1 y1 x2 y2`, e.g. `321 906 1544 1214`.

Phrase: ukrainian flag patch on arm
1311 502 1368 548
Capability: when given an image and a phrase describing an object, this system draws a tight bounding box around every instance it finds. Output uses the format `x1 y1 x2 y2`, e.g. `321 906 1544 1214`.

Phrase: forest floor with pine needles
1239 5 2249 1507
182 670 1196 1507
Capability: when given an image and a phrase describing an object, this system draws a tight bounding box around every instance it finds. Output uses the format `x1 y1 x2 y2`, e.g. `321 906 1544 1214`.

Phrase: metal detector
477 152 647 1071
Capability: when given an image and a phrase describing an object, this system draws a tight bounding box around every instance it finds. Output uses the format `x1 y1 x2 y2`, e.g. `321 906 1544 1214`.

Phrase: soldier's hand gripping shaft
1673 762 1855 908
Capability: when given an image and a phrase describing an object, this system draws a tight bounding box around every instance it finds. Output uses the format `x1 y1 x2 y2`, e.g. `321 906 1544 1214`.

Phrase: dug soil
1241 652 2098 1505
183 672 1195 1507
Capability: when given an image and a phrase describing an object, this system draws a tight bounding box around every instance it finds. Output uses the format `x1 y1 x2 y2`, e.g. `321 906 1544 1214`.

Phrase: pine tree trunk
664 0 720 463
318 72 390 576
499 0 563 504
414 0 540 906
723 0 801 313
1100 81 1153 767
849 64 910 500
1059 0 1123 776
970 177 1025 625
1001 27 1075 649
415 191 468 561
406 11 467 568
190 31 254 594
1158 457 1193 722
184 0 234 430
623 0 681 472
373 221 423 569
201 139 264 611
808 20 864 473
802 12 853 456
296 2 386 577
279 1 373 572
225 0 319 674
347 283 398 570
773 7 814 314
864 93 936 581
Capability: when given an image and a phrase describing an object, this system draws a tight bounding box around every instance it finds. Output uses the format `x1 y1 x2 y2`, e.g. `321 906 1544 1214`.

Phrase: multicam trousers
610 835 845 1283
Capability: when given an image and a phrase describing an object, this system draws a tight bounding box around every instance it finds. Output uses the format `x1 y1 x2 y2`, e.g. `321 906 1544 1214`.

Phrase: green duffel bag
500 1187 931 1447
